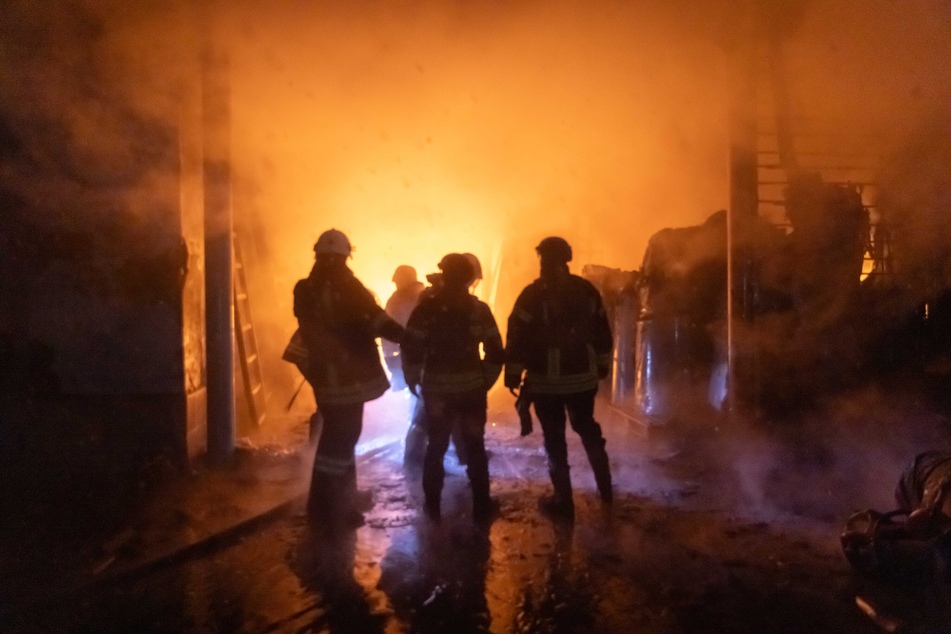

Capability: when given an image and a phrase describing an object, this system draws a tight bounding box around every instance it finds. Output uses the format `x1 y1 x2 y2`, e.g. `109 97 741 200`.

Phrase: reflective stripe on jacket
294 265 402 405
505 272 613 395
401 287 504 396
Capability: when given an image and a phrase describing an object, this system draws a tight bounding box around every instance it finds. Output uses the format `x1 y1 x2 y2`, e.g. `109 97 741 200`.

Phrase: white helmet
314 229 352 256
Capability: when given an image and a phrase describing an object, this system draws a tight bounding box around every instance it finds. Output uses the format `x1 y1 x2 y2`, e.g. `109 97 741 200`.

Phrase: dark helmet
461 253 482 286
536 237 572 264
392 265 418 288
314 228 352 256
437 253 475 287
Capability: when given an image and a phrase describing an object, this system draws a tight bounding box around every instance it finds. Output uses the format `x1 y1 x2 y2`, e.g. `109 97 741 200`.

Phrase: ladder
754 41 890 278
233 233 267 429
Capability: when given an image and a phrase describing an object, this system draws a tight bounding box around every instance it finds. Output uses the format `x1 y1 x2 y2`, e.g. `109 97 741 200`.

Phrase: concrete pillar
202 40 235 465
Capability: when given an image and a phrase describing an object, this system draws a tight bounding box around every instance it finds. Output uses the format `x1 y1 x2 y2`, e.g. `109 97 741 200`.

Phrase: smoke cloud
3 0 951 512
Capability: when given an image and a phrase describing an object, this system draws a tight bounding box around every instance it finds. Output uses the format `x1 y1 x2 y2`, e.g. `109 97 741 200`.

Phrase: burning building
0 0 949 486
3 0 951 632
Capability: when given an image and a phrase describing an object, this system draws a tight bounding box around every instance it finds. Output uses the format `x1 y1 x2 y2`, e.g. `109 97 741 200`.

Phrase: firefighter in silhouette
294 229 403 532
401 253 504 522
505 237 614 519
401 263 473 470
383 265 425 390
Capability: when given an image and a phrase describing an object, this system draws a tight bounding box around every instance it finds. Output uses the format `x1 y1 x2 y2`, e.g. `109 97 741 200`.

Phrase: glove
515 393 533 436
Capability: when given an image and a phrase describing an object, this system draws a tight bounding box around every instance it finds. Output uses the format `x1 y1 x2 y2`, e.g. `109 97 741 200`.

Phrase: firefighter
505 236 614 519
383 265 424 390
294 229 403 532
382 264 428 470
402 253 504 522
401 266 470 471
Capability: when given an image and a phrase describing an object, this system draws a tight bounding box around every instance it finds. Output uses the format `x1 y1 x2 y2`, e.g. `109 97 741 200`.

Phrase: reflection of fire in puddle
367 511 416 529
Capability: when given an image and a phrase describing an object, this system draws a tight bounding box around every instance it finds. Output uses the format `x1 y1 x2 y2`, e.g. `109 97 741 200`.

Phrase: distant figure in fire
505 237 614 520
293 229 404 533
401 253 504 522
383 265 425 391
383 264 430 470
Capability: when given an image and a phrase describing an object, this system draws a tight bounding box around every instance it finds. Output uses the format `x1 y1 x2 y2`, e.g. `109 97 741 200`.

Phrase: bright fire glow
227 1 736 335
302 168 505 307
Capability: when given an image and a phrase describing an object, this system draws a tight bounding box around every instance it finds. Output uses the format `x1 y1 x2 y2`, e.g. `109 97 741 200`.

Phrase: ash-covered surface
3 390 950 633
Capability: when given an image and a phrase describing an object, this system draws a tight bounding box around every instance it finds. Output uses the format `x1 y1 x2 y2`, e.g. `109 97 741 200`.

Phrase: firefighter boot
583 436 613 505
307 477 352 534
540 468 574 520
422 459 445 521
403 421 427 473
470 470 496 523
342 460 369 527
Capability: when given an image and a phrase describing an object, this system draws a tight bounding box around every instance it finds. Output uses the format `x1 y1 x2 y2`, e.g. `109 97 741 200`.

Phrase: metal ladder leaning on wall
754 40 888 276
233 232 267 429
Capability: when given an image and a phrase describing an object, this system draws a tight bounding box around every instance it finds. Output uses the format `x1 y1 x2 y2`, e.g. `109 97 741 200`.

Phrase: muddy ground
2 388 950 633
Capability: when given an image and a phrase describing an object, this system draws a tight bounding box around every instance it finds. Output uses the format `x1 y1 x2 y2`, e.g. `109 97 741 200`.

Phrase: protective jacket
294 264 402 405
505 272 613 395
382 281 424 362
402 286 504 396
385 282 425 327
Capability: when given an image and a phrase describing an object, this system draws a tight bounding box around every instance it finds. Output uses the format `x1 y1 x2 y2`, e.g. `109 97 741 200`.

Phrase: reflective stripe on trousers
307 402 364 520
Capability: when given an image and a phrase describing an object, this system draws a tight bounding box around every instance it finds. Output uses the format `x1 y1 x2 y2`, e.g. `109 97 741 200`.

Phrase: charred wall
0 1 208 513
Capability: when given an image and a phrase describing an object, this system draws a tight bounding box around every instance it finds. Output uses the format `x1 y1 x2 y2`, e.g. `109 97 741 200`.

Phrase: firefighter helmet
536 237 572 264
462 253 482 286
438 253 474 287
392 265 418 288
314 229 352 256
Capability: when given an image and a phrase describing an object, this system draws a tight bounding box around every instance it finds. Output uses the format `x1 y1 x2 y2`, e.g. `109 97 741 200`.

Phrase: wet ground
2 389 950 633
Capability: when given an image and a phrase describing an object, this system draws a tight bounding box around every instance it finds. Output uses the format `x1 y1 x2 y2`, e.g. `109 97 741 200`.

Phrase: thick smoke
4 0 951 516
0 1 197 393
224 0 736 303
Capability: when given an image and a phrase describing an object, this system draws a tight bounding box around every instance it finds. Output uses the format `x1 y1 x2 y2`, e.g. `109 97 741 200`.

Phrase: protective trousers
403 394 427 469
307 402 364 526
422 393 490 514
404 394 470 470
533 389 613 505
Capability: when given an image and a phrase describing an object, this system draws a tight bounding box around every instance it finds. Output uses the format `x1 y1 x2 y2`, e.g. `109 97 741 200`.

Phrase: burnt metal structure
631 29 888 422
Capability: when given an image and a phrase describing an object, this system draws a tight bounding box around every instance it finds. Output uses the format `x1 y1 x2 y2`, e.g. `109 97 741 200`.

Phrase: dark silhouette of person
294 229 403 533
383 265 425 391
401 267 470 471
505 237 614 520
401 253 504 522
